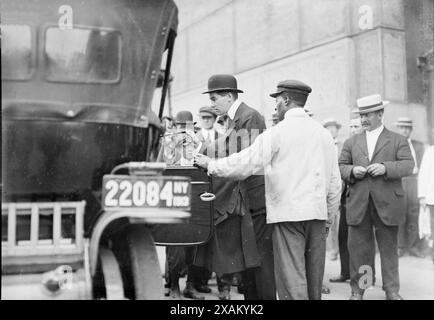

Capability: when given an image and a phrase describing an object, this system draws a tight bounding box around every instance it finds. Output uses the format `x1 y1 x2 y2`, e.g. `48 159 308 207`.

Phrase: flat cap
198 106 217 117
270 80 312 98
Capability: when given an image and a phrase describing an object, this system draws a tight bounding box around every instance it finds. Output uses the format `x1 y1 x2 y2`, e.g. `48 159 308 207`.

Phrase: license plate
102 175 191 210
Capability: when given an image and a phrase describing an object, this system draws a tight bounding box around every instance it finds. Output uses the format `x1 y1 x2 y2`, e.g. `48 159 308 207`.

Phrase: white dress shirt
200 128 216 143
418 145 434 205
365 124 384 161
208 108 342 224
227 99 242 120
407 139 418 174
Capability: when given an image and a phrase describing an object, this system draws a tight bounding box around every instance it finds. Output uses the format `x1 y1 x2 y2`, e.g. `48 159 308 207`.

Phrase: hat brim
199 111 217 117
202 88 244 94
394 123 413 127
269 90 284 98
353 101 389 114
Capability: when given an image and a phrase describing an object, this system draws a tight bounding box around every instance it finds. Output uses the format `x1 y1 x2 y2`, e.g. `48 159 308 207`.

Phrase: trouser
398 176 422 252
272 220 327 300
429 205 434 260
348 196 399 295
338 202 350 278
327 210 339 256
241 214 276 300
165 246 210 288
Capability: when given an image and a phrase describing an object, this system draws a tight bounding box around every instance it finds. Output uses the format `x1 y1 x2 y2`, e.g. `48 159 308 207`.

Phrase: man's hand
352 166 367 179
194 153 211 169
366 163 386 177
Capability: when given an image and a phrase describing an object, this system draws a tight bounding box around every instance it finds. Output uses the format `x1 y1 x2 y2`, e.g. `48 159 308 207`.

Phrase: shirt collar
283 107 309 120
227 100 242 120
366 124 384 136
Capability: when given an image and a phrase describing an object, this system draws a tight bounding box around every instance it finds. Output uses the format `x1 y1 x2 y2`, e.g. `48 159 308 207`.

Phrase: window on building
1 24 33 80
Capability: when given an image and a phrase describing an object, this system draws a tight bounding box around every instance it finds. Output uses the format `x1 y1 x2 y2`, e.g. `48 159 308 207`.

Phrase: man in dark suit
395 117 426 258
339 94 414 300
195 74 275 300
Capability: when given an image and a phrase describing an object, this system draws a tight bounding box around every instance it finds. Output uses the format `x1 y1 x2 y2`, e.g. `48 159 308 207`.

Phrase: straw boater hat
353 94 389 114
322 118 342 129
394 117 413 128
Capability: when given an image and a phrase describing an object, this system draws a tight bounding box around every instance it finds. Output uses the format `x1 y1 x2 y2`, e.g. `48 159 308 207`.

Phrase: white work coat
208 107 342 224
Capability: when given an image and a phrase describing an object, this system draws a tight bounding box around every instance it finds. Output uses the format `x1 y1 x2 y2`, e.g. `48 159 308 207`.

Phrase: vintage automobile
1 0 214 299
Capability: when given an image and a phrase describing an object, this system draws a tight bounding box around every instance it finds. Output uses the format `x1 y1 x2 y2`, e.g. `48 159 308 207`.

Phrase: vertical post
30 204 39 248
7 203 16 255
75 201 85 252
53 203 61 253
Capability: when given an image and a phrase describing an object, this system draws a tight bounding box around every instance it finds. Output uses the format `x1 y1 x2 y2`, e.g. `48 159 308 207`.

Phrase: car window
44 27 121 83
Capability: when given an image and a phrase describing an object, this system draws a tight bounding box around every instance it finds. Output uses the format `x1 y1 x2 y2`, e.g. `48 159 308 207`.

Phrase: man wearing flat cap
194 74 275 300
395 117 426 258
195 79 342 300
196 106 219 146
339 94 414 300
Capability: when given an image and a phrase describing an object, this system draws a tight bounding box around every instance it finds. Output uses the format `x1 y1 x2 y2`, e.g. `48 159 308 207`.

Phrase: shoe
329 253 338 261
218 289 231 300
329 275 350 283
386 292 404 300
183 283 205 300
321 284 331 294
398 248 406 257
169 287 181 299
194 284 212 294
408 248 425 258
349 292 363 300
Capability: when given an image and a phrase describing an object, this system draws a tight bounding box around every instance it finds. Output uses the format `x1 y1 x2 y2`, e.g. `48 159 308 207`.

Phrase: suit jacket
339 127 414 226
203 102 267 224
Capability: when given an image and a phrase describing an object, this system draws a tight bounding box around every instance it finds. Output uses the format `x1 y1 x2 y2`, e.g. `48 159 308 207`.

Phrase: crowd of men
158 74 434 300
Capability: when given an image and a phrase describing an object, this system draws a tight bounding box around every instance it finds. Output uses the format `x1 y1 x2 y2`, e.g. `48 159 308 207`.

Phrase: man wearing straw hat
339 94 414 300
394 117 426 258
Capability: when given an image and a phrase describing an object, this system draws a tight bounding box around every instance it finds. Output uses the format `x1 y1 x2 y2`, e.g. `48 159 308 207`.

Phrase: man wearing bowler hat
195 79 342 300
339 94 414 300
395 117 426 258
194 74 275 300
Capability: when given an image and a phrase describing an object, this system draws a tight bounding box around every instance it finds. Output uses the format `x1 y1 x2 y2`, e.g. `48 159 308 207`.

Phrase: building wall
168 0 432 143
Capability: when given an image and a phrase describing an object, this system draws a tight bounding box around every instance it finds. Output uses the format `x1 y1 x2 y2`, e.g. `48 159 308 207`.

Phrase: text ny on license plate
102 175 191 210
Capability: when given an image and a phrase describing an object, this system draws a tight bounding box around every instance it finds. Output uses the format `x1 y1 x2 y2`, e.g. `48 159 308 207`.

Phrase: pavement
158 247 434 300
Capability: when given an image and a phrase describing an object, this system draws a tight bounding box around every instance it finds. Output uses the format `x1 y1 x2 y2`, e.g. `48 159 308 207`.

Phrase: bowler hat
202 74 244 94
269 80 312 98
198 106 217 118
323 118 342 129
394 117 413 128
353 94 389 114
175 111 195 125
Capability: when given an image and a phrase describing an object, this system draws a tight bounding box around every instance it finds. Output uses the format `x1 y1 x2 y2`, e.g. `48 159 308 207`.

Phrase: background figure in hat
195 79 341 300
158 111 206 300
339 94 414 300
195 74 275 300
196 106 219 146
330 117 368 284
323 118 343 263
395 117 426 258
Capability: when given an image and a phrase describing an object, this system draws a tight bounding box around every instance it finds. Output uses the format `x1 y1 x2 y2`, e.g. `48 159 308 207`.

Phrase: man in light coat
195 80 342 300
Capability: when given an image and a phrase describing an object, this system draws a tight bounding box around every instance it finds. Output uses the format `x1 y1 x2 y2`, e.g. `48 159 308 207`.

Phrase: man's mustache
362 121 370 126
